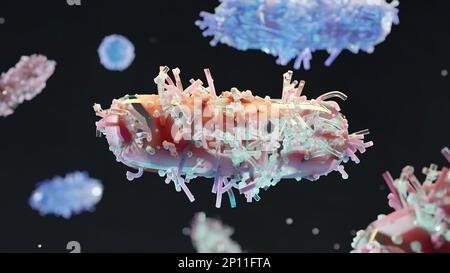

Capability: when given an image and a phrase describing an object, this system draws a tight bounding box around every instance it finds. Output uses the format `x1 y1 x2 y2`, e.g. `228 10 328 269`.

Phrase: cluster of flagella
29 172 103 219
196 0 399 70
94 66 372 208
189 212 242 253
352 148 450 253
0 54 56 117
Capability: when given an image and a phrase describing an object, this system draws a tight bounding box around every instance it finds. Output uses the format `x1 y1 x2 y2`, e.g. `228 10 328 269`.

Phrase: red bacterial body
95 66 372 207
352 147 450 253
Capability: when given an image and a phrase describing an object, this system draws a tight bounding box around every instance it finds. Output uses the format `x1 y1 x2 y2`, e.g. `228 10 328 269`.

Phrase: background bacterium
352 147 450 253
98 34 135 71
196 0 399 70
0 54 56 117
189 212 243 253
29 171 103 219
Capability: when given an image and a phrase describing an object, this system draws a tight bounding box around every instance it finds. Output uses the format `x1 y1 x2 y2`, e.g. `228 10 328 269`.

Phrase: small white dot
312 228 320 235
333 243 340 250
37 244 42 248
0 17 5 24
350 229 357 236
441 69 448 77
286 218 293 225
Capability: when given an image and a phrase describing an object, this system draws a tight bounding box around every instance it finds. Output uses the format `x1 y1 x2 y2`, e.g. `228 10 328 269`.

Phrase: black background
0 0 448 253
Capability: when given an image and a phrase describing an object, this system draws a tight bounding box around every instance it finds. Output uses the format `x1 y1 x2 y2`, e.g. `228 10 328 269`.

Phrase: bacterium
352 147 450 253
189 212 242 253
196 0 399 70
94 66 372 208
98 34 135 71
29 171 103 219
0 54 56 117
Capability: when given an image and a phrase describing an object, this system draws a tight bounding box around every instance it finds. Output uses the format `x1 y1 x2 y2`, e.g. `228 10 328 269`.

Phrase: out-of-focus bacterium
189 212 243 253
352 147 450 253
0 54 56 117
196 0 399 70
98 34 135 71
29 171 103 219
94 66 372 208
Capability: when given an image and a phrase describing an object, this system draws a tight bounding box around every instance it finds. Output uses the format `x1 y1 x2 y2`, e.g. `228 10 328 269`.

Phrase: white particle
286 218 293 225
0 17 5 24
441 69 448 77
333 243 340 250
37 244 42 248
312 228 320 235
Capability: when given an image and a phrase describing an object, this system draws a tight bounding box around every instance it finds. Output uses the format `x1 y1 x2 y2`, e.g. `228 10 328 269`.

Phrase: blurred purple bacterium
29 171 103 219
196 0 399 70
0 54 56 117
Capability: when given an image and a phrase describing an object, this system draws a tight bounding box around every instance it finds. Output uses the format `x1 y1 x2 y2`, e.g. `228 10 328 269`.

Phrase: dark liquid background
0 0 448 253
